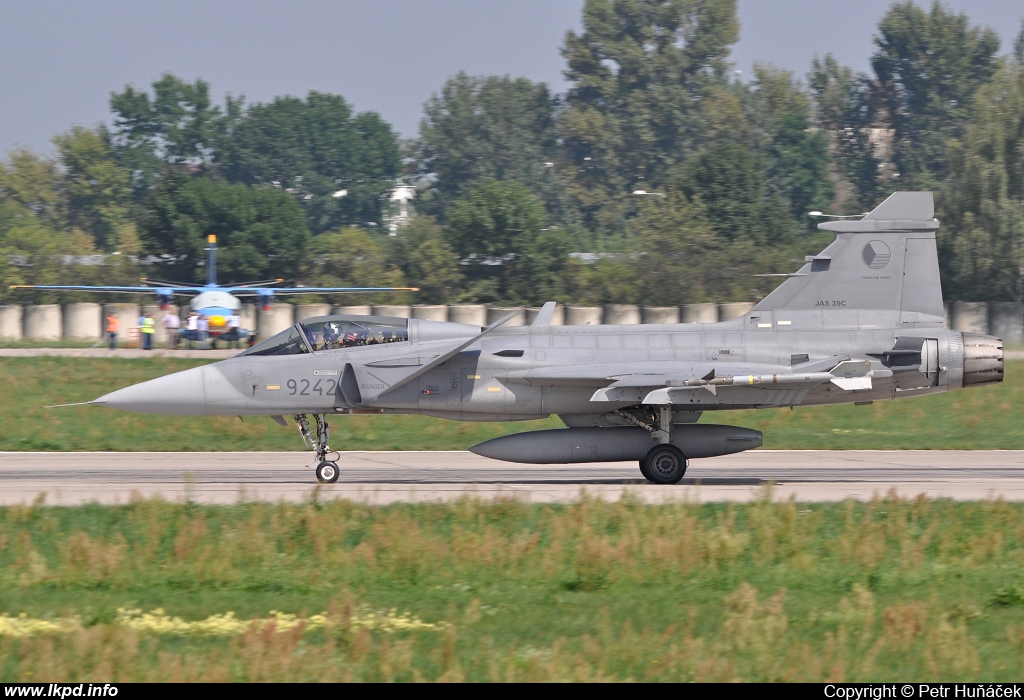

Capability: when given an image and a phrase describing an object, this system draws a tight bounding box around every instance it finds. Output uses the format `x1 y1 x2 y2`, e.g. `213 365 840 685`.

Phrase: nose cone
95 363 246 416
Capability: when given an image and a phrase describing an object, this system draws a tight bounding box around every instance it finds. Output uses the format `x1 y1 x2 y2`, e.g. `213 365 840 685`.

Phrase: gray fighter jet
87 192 1003 484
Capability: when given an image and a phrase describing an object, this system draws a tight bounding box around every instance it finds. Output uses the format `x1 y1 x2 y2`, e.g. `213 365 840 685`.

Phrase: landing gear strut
617 405 688 485
294 413 339 483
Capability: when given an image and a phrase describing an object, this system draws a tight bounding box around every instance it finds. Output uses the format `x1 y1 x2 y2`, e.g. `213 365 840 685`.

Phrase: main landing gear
294 413 340 483
640 444 687 484
617 405 689 485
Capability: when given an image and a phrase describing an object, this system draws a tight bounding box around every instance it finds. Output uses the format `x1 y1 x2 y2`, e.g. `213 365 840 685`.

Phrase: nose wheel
295 413 341 483
316 461 340 483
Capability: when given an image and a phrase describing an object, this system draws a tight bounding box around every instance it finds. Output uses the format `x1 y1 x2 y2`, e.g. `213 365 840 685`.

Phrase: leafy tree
746 64 833 226
680 141 798 248
629 181 817 304
808 54 882 211
683 140 762 241
218 92 400 233
940 60 1024 301
447 180 569 304
559 256 640 305
388 217 463 304
559 0 739 230
0 148 63 230
871 1 1000 188
1015 19 1024 64
109 74 231 195
53 126 133 251
138 169 309 284
417 73 565 223
0 213 141 304
303 228 408 305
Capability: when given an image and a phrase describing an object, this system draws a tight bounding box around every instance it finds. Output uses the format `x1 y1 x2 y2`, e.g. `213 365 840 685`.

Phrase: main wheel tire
642 444 687 485
315 461 339 484
638 460 652 481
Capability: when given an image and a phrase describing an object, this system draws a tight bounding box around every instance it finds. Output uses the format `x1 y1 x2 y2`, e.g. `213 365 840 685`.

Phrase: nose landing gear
294 413 340 483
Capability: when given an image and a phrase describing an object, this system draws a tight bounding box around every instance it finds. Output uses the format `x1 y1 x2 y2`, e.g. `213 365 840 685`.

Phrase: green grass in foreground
2 497 1024 681
2 357 1019 450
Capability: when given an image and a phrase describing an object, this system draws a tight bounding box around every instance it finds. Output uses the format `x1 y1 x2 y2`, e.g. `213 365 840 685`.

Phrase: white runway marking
2 451 1023 505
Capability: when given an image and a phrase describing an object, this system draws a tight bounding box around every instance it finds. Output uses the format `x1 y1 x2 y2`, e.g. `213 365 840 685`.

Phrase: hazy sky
2 0 1021 156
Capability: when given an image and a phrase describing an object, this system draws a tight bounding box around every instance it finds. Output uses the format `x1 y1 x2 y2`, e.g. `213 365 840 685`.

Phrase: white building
385 182 416 236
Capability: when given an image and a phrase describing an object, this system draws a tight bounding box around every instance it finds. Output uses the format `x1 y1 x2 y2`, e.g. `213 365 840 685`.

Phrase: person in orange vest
106 312 119 350
140 313 156 350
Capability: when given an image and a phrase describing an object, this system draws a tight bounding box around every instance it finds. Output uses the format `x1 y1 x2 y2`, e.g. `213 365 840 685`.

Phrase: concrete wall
411 305 448 322
564 306 603 326
719 301 755 321
333 305 371 316
372 305 412 318
525 305 565 326
990 302 1024 343
10 301 1024 341
24 305 62 341
641 306 680 324
682 303 718 324
294 304 332 323
448 304 487 327
257 303 294 339
62 303 102 340
604 304 641 325
0 305 23 340
487 306 525 326
951 302 990 334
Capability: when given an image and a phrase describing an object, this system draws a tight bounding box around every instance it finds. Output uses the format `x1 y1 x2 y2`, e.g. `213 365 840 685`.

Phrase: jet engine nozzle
961 333 1003 388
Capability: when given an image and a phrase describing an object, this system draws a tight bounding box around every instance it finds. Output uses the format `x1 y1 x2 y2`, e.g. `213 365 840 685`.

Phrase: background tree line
2 0 1023 307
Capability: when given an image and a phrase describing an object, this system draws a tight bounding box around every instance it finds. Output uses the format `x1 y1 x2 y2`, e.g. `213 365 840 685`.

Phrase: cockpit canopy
238 315 409 357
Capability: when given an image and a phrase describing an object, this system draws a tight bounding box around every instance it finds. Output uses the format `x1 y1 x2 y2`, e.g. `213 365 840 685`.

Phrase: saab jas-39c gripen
81 192 1004 484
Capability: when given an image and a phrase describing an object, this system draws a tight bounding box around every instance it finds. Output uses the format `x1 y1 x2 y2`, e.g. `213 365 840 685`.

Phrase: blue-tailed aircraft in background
10 234 418 342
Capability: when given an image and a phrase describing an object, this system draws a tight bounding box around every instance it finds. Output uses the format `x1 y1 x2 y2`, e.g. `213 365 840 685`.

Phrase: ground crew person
163 309 181 349
141 313 155 350
226 309 242 348
197 314 210 349
106 312 119 350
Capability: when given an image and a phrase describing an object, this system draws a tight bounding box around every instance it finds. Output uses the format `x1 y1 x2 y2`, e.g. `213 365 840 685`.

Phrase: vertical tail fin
753 192 944 325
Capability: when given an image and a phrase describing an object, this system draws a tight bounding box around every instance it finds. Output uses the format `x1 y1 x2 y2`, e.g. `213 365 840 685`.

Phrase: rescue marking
313 370 338 376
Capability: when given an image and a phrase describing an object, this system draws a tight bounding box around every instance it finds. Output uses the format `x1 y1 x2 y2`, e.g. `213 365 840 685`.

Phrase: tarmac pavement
2 450 1023 505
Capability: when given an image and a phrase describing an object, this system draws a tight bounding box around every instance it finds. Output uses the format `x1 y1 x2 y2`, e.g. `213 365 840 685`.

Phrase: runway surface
2 450 1024 505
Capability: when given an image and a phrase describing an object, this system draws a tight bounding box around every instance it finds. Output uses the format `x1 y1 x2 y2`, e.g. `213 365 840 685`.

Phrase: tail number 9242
286 378 338 396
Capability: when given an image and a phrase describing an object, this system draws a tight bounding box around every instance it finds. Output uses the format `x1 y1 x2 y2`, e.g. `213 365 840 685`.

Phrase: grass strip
2 496 1024 681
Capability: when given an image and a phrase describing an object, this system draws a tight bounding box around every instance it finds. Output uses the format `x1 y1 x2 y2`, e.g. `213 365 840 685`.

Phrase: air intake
961 333 1003 388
